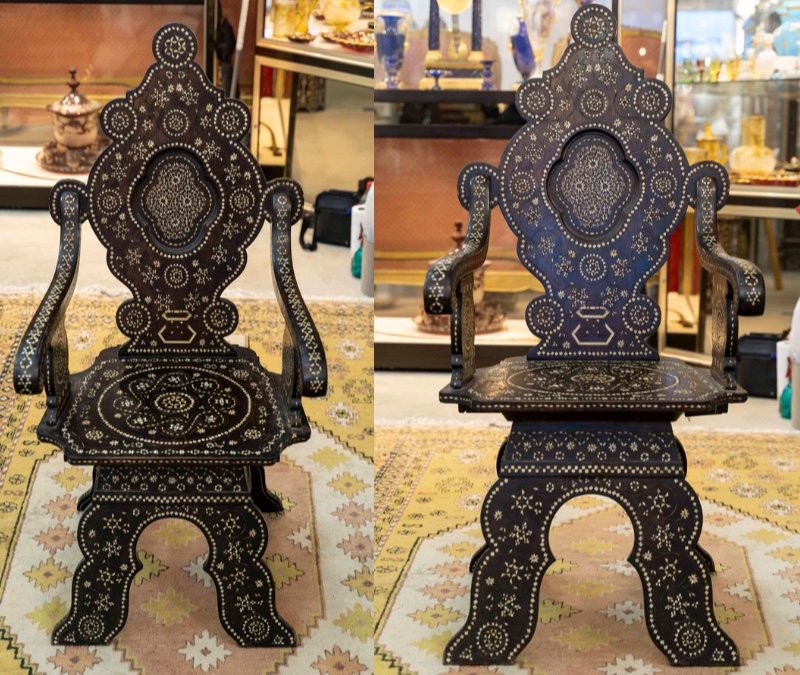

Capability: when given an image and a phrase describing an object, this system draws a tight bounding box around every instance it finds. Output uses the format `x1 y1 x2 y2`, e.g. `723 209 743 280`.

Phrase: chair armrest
267 179 328 433
691 163 766 389
423 164 497 388
423 166 495 315
14 181 87 424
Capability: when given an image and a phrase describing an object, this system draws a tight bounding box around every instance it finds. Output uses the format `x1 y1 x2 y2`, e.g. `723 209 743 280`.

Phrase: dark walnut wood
13 24 326 647
423 4 765 668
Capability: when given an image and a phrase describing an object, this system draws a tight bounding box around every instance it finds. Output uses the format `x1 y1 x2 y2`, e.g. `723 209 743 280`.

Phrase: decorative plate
321 30 374 50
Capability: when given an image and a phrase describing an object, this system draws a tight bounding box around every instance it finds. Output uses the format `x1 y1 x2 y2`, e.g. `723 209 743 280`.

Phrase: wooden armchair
13 24 326 647
424 5 765 667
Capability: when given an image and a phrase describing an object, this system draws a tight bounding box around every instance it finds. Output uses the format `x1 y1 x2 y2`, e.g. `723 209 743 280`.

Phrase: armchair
424 5 765 668
13 24 326 648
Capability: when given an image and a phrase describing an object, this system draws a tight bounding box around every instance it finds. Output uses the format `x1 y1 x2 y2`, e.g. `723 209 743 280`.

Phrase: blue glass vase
774 1 800 57
510 16 536 80
376 14 407 89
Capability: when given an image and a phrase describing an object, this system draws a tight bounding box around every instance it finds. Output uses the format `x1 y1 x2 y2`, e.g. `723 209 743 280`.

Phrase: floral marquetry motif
88 23 268 356
46 347 293 464
441 355 744 414
548 134 637 239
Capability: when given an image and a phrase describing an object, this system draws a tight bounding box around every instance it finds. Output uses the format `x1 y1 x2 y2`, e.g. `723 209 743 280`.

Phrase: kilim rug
375 422 800 674
0 294 373 675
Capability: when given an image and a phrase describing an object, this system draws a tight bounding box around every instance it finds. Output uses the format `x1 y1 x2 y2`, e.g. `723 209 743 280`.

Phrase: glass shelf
676 77 800 99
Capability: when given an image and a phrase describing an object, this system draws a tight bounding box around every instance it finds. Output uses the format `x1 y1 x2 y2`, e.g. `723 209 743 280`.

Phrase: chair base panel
445 421 738 668
52 463 295 648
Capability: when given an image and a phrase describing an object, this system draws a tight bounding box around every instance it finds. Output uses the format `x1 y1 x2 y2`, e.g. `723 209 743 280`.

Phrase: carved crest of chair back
87 24 272 357
495 5 713 360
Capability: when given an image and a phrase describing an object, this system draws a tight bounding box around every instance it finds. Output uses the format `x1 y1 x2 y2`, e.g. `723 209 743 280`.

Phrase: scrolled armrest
266 179 328 421
14 180 87 424
424 163 498 388
423 165 496 315
690 164 766 389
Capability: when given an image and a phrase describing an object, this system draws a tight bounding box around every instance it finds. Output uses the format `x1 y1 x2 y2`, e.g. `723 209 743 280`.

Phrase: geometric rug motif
375 424 800 674
0 294 373 674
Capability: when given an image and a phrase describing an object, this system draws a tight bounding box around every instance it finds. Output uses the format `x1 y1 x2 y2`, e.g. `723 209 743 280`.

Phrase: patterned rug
376 423 800 674
0 294 373 674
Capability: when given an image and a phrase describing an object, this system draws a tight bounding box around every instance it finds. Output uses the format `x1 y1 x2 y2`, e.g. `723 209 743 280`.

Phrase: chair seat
440 357 745 416
46 347 293 464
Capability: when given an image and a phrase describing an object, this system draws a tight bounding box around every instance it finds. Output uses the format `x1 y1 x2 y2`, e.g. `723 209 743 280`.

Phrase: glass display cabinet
664 0 800 360
251 0 373 196
0 1 208 208
374 0 669 368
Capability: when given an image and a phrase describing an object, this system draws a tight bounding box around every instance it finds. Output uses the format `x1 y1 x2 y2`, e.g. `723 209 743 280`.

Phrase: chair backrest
86 24 268 358
497 4 703 360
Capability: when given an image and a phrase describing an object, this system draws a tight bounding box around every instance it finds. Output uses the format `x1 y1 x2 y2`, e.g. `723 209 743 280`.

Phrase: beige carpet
376 424 800 674
0 294 373 674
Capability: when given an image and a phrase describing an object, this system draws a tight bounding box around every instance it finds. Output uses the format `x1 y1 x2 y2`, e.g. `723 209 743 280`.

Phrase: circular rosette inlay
526 296 565 337
214 99 250 140
579 253 607 281
153 391 195 414
101 100 137 140
651 170 677 197
571 5 616 47
675 622 708 658
633 79 671 120
78 615 105 641
510 171 536 199
579 88 608 118
153 23 197 67
203 300 239 336
162 108 190 137
476 622 510 658
515 79 553 123
231 188 255 213
117 301 151 337
98 189 122 216
622 295 661 336
98 365 252 445
164 263 189 288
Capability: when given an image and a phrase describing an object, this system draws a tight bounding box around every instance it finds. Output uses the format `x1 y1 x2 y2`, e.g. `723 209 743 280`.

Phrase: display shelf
0 145 89 208
255 11 373 87
375 316 533 370
375 124 521 139
375 88 523 139
676 77 800 99
374 90 516 105
724 183 800 220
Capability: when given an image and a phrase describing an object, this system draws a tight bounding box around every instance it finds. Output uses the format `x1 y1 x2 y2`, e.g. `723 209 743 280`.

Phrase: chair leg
620 478 737 666
202 500 296 647
468 543 488 573
52 500 140 644
697 543 716 574
445 477 558 665
249 465 284 513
